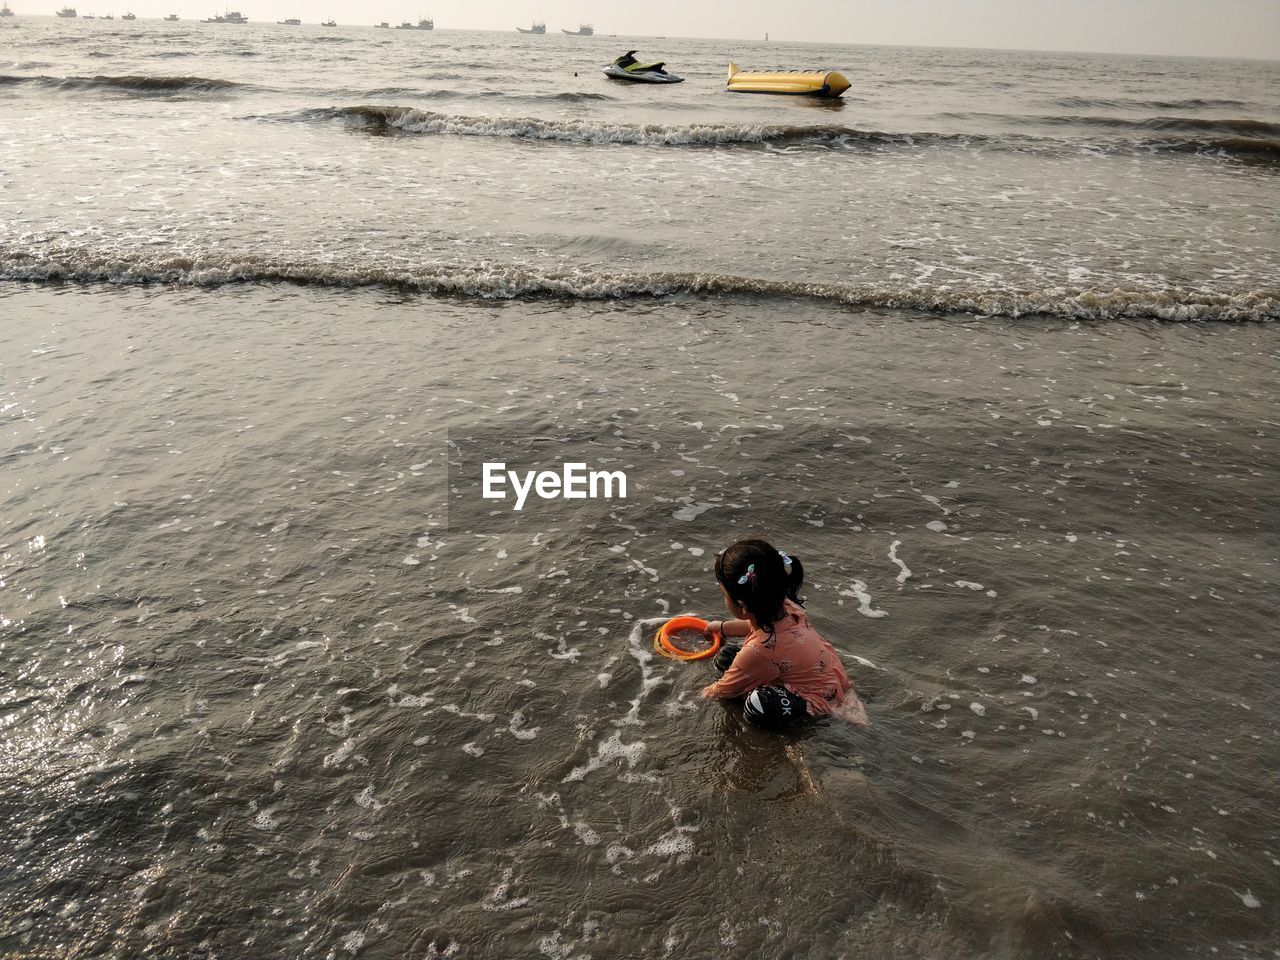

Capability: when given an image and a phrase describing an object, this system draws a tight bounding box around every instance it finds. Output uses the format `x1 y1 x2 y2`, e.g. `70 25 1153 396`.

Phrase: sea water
1 18 1278 960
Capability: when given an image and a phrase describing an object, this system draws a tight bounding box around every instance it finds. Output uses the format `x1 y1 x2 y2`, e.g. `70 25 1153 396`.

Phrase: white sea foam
388 685 434 708
888 540 911 583
323 738 356 767
606 842 635 866
484 868 531 911
508 710 539 740
563 730 646 782
341 931 365 953
540 631 582 662
673 502 713 521
645 826 696 862
839 580 887 618
618 618 666 726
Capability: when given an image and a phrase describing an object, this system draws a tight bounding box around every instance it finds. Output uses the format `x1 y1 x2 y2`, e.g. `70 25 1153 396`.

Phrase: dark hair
714 538 805 638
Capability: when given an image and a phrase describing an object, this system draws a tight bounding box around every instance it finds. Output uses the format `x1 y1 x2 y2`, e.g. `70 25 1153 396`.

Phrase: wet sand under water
0 285 1276 959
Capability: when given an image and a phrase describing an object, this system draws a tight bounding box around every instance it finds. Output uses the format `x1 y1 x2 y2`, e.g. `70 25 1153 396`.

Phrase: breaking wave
0 73 243 93
277 105 1280 164
2 248 1274 322
1030 114 1280 138
1050 96 1251 110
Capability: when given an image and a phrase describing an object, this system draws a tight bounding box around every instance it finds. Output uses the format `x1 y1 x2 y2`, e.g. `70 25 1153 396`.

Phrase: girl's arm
702 644 778 700
707 618 750 640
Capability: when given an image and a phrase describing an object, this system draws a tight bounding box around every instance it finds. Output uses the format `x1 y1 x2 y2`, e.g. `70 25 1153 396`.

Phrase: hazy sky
37 1 1280 60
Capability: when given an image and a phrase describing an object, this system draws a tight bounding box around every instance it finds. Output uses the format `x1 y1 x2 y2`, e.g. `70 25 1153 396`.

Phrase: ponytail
714 539 805 639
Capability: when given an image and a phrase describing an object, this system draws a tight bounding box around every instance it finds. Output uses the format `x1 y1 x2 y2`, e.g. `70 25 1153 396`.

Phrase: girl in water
702 538 869 729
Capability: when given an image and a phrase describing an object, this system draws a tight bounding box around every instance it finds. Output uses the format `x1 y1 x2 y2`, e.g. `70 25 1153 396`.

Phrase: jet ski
603 51 684 84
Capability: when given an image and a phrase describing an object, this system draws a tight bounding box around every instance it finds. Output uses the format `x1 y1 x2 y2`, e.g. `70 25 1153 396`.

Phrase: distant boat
121 10 135 17
203 9 246 21
561 23 592 35
164 12 179 19
56 5 76 14
374 20 387 27
395 15 430 29
516 21 544 34
0 3 15 14
321 18 335 26
276 16 299 23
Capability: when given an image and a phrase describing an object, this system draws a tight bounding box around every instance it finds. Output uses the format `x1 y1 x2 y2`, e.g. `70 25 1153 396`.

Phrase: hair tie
736 563 756 585
778 551 792 574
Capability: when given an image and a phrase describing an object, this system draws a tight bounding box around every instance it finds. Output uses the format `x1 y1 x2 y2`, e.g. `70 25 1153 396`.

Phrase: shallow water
1 20 1278 319
2 15 1279 960
2 285 1277 958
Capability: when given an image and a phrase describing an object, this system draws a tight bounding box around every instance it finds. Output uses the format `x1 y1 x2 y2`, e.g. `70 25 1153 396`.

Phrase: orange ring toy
653 616 721 662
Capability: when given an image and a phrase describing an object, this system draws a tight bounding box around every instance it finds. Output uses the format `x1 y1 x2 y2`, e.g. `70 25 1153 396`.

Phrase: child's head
714 538 805 633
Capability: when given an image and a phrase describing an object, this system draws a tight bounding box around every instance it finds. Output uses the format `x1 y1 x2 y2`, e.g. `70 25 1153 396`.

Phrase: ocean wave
290 105 978 148
942 110 1280 139
544 91 618 103
0 73 243 93
1050 95 1251 110
320 88 621 104
272 105 1280 164
1143 135 1280 162
2 249 1274 322
1040 115 1280 138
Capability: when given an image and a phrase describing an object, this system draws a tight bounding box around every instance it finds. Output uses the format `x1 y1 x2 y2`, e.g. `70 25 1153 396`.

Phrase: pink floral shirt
702 600 869 725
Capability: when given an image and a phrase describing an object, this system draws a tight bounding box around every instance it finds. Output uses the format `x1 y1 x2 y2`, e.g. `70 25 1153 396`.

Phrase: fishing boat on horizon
56 4 76 13
203 9 247 21
1 4 15 16
164 12 179 19
321 18 335 25
561 23 592 36
121 10 135 17
516 21 544 34
395 15 430 29
276 16 299 23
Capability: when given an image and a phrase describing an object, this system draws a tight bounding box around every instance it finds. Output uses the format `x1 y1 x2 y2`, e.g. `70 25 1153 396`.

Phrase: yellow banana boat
726 62 850 98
